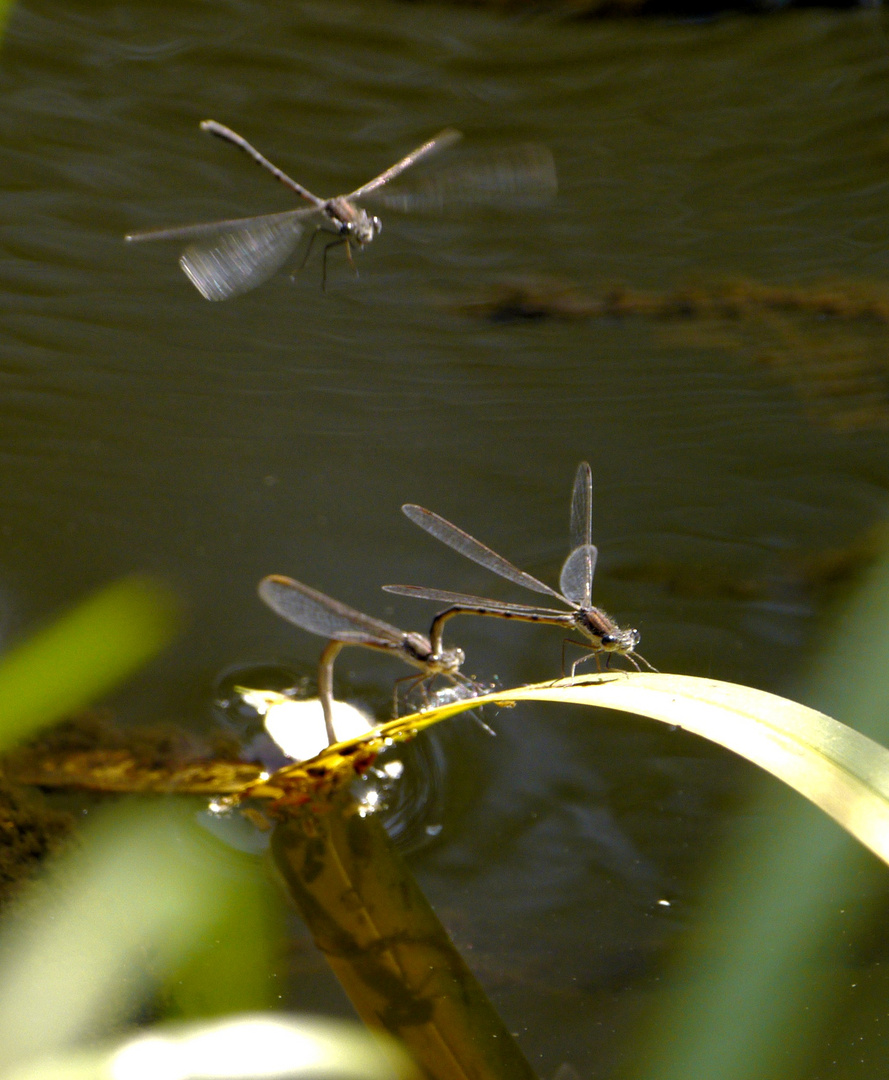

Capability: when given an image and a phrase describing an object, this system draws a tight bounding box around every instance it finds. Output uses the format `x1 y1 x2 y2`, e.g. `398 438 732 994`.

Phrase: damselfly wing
384 463 649 675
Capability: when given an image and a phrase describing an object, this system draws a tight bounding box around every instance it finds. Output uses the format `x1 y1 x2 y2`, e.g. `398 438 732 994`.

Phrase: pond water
3 0 889 1075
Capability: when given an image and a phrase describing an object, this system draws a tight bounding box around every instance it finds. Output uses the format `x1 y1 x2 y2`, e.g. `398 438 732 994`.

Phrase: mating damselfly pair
126 121 557 299
257 463 651 750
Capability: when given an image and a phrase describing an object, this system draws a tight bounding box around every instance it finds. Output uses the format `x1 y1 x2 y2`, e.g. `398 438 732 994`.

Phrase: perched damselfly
384 463 651 675
258 574 472 745
126 120 556 299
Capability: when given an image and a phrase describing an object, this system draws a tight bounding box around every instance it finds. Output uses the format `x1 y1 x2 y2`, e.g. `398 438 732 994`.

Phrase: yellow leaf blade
370 672 889 867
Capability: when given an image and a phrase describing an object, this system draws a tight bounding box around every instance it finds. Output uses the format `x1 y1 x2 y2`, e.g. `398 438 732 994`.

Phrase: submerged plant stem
272 791 537 1080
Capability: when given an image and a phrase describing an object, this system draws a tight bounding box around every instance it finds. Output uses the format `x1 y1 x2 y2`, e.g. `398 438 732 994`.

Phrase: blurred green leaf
163 851 284 1019
6 1014 418 1080
0 801 259 1072
0 577 178 751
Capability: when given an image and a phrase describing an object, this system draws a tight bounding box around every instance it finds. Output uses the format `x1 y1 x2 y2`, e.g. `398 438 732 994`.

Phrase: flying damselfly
126 120 556 300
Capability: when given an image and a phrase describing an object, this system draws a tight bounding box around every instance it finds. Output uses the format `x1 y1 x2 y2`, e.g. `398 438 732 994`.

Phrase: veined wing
383 584 571 618
127 208 314 301
259 575 407 646
401 505 567 602
348 129 463 198
369 144 557 213
570 461 593 551
180 211 310 301
559 544 598 608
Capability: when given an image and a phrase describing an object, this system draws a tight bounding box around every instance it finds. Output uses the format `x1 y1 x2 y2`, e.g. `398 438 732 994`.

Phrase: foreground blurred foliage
0 577 181 899
0 801 276 1071
4 551 889 1079
0 577 285 1075
0 574 419 1073
5 1012 415 1080
0 577 178 753
624 548 889 1080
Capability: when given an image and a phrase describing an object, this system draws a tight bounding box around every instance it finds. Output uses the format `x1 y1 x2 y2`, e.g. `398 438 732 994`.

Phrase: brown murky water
3 1 889 1074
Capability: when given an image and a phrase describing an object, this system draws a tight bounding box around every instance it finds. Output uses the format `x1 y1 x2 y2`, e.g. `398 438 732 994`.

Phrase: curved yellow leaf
249 672 889 868
413 673 889 867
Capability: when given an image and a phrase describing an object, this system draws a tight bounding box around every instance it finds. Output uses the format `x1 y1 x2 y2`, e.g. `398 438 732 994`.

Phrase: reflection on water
466 275 889 429
3 0 889 1073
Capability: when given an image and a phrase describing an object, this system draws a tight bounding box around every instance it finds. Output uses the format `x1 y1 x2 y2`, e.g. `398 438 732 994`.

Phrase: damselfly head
437 645 466 674
326 198 381 245
601 625 641 655
348 210 381 245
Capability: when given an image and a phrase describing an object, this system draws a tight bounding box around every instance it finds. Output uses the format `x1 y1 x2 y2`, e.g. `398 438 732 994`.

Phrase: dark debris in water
461 279 599 322
0 714 276 903
463 276 889 432
21 709 243 764
464 277 889 324
4 711 264 795
0 779 74 903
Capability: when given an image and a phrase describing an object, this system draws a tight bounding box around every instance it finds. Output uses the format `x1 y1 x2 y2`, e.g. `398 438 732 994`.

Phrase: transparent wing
383 584 571 617
127 208 314 301
348 128 463 198
180 212 311 301
559 544 598 607
368 144 557 213
570 462 593 551
259 575 406 646
125 207 314 244
401 504 566 602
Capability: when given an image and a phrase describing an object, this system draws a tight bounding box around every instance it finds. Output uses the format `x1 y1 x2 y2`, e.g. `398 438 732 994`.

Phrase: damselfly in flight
258 574 472 746
384 463 651 675
126 120 556 300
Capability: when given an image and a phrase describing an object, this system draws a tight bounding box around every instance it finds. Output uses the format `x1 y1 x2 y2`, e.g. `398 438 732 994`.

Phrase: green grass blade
0 577 178 751
0 801 257 1071
0 2 13 39
622 550 889 1080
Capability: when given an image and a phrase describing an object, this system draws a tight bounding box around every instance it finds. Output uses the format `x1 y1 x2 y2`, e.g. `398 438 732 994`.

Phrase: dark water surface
4 0 889 1074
